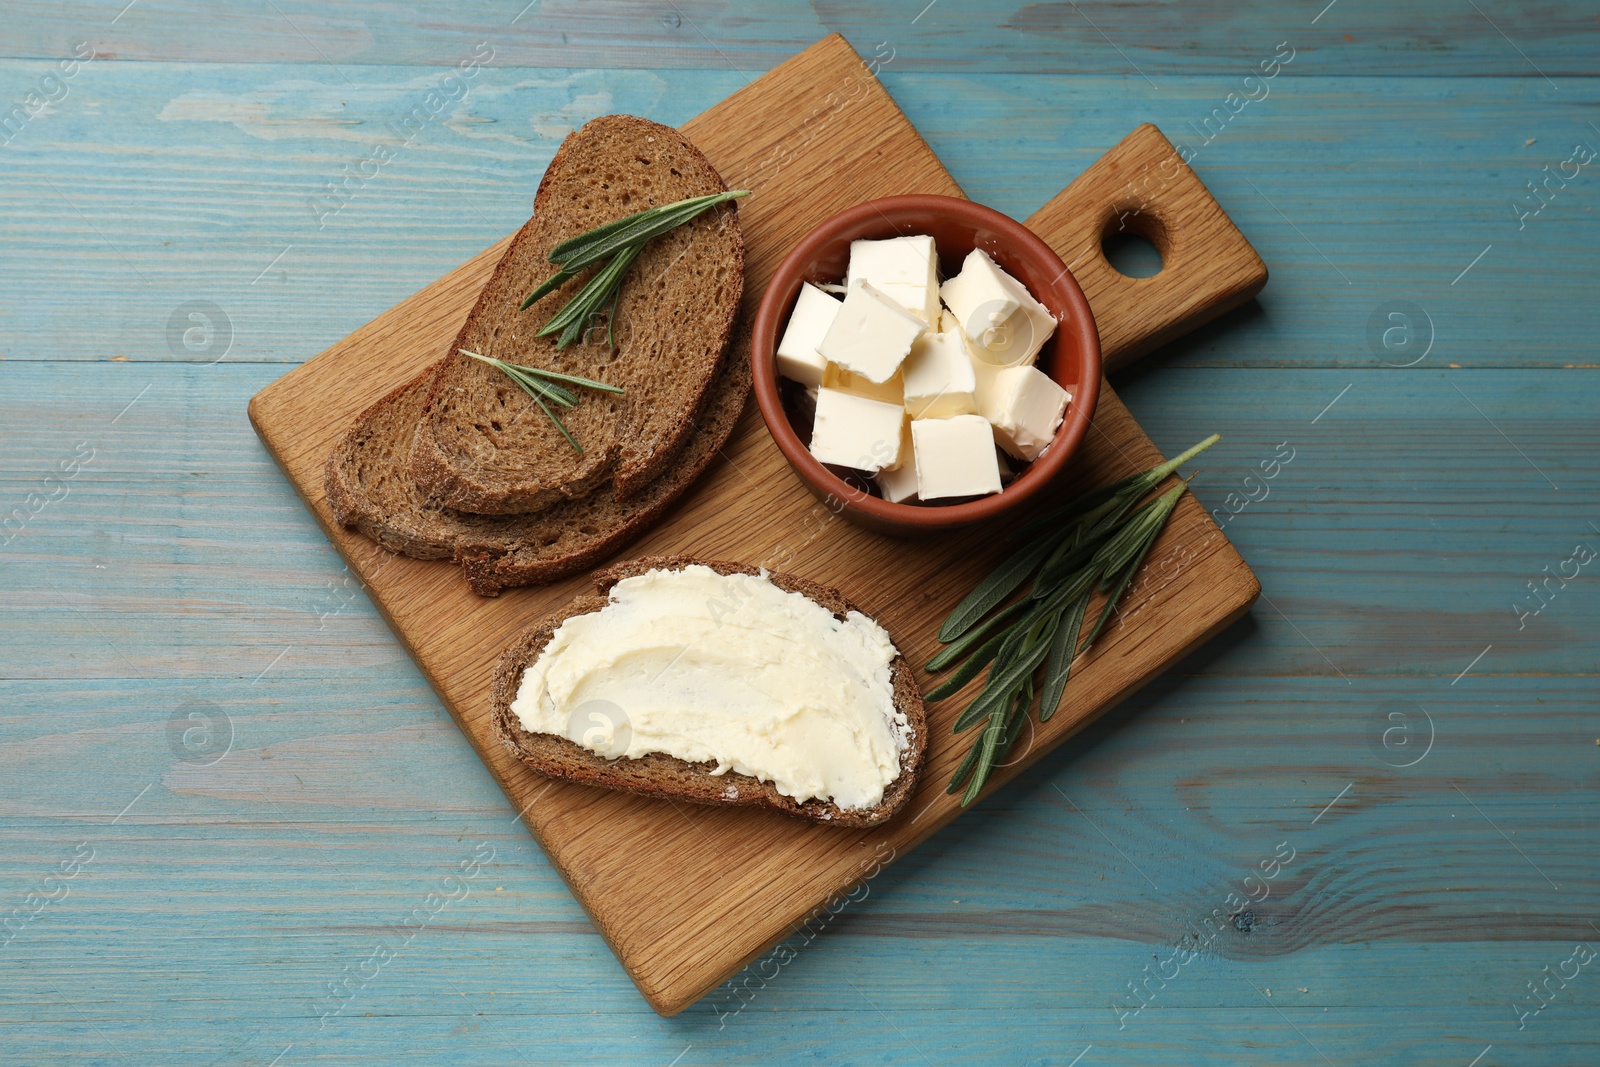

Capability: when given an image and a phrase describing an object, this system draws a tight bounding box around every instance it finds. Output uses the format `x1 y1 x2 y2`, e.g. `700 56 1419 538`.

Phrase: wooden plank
1028 123 1266 372
3 669 1596 1064
1 0 1595 75
244 34 1260 1014
3 62 1596 369
4 362 1596 680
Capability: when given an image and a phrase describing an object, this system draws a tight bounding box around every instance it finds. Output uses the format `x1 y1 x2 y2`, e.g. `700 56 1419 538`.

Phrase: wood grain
5 64 1596 370
245 35 1262 1014
3 0 1597 75
4 5 1600 1059
5 364 1595 679
1031 123 1267 373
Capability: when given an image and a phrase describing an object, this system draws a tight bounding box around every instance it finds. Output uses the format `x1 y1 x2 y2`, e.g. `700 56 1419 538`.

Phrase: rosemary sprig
519 190 749 348
538 241 644 348
459 349 623 453
549 190 747 270
929 434 1221 805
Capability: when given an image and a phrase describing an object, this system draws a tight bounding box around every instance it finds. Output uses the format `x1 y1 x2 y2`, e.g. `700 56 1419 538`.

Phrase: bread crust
453 326 752 595
409 114 745 515
490 555 928 827
322 321 750 592
325 366 457 559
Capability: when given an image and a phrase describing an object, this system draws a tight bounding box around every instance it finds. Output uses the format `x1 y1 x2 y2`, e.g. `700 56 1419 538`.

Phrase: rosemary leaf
1030 560 1102 620
524 191 747 326
1025 476 1161 592
960 708 1009 806
1002 677 1035 748
498 364 577 406
1093 477 1192 589
544 212 652 263
951 678 1012 734
951 669 1018 734
530 391 582 453
503 362 624 394
552 191 748 272
960 681 1036 803
1088 495 1169 575
1010 471 1143 544
461 351 573 406
1038 591 1090 723
458 350 623 404
978 600 1053 700
937 536 1056 642
519 266 578 311
991 605 1038 673
1079 484 1187 653
508 368 574 407
1033 518 1119 593
945 716 988 794
547 190 747 264
926 596 1031 672
925 630 1008 702
558 312 587 350
458 349 621 453
1012 433 1220 543
538 242 644 345
606 283 621 348
953 619 1054 733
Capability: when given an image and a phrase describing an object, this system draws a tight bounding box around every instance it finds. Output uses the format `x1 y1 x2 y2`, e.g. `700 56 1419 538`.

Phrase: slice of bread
324 326 752 593
490 555 928 827
453 328 752 595
324 364 496 560
410 114 745 515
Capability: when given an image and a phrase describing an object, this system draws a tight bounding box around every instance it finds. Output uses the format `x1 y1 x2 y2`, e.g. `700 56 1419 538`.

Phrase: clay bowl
751 194 1101 535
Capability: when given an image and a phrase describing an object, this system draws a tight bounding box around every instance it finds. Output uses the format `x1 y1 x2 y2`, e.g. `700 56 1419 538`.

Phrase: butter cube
875 420 919 503
902 330 977 419
940 248 1017 341
949 324 1006 413
968 342 1002 413
979 365 1071 461
911 415 1002 500
817 280 928 384
877 463 920 504
940 249 1057 369
809 387 904 473
846 235 939 322
823 362 904 405
775 282 841 387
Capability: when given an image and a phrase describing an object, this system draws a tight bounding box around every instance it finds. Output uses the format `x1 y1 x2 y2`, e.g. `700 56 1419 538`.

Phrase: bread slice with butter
409 114 744 516
489 556 928 827
323 326 751 592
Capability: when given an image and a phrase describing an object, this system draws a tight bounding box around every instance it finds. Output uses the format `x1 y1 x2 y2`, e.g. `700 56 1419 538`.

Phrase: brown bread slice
324 364 497 560
489 555 928 827
324 330 751 592
410 114 745 515
453 328 752 595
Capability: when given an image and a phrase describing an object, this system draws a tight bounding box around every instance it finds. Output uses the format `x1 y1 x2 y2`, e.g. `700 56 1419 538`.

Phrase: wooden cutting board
249 34 1265 1016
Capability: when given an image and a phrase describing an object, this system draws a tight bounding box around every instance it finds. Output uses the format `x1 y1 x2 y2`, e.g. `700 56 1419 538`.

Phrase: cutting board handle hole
1099 207 1167 279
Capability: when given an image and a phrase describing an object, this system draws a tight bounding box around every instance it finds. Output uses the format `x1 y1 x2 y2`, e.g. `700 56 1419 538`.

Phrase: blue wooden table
3 3 1596 1064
